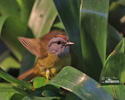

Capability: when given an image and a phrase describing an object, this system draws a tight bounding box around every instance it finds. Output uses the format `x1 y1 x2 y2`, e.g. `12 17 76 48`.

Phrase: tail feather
17 68 35 80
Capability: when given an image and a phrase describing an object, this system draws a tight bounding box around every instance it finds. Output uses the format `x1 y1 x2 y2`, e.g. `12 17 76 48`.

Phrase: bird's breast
33 53 71 77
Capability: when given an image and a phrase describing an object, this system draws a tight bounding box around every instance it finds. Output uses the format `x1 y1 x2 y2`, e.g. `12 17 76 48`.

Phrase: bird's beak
66 41 74 46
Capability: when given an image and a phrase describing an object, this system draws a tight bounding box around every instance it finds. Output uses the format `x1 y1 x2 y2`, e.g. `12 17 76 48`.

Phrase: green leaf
16 0 34 23
80 0 109 80
0 0 33 23
49 66 113 100
0 83 26 100
0 83 26 94
101 38 125 84
29 0 57 38
22 96 60 100
115 38 125 53
53 22 65 30
0 16 7 35
0 54 20 70
41 85 60 97
0 0 20 17
65 93 81 100
33 77 47 89
11 93 24 100
103 85 125 100
107 25 121 56
1 17 34 61
53 0 84 72
0 67 32 90
0 0 34 61
1 17 26 61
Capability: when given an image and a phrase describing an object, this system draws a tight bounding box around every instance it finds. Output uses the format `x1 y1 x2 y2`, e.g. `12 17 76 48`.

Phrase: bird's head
48 34 74 57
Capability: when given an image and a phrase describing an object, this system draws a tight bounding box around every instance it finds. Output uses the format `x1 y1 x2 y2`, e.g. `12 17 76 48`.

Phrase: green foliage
49 66 113 100
0 0 125 100
33 77 47 89
0 16 7 35
80 0 109 80
103 85 125 100
29 0 57 38
101 38 125 84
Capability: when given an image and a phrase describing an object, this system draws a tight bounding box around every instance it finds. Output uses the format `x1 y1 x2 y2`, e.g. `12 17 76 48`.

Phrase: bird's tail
17 68 35 80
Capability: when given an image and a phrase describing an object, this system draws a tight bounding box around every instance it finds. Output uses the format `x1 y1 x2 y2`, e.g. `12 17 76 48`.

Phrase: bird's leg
50 67 56 77
45 69 50 81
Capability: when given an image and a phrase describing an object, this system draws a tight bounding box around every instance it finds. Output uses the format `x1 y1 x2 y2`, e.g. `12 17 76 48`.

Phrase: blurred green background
0 0 125 100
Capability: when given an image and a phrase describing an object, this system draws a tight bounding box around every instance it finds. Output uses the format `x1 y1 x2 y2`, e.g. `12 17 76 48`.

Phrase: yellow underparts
33 53 59 80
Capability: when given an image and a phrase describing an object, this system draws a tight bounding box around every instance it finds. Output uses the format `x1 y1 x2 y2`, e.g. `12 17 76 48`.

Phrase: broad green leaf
29 0 57 38
22 96 60 100
103 85 125 100
80 0 109 80
53 0 85 72
101 38 125 84
0 67 32 90
0 83 26 100
33 77 47 89
107 25 121 56
0 0 20 17
49 66 113 100
0 16 7 35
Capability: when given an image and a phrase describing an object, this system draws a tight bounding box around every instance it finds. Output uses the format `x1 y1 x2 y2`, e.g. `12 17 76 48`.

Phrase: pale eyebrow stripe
82 8 108 18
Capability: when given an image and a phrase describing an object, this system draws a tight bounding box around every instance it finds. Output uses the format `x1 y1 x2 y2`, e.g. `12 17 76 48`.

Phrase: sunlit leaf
49 66 113 100
33 77 47 89
29 0 57 38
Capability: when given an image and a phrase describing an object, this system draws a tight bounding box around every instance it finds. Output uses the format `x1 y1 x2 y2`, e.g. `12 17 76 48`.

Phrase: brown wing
18 37 45 57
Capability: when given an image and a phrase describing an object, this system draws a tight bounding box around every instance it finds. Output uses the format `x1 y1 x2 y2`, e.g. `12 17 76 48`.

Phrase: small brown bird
17 30 74 80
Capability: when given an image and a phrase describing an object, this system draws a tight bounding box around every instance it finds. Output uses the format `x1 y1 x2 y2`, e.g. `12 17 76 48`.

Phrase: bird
17 30 74 80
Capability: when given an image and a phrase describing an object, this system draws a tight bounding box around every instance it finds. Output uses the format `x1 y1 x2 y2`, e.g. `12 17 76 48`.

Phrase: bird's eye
57 41 61 44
